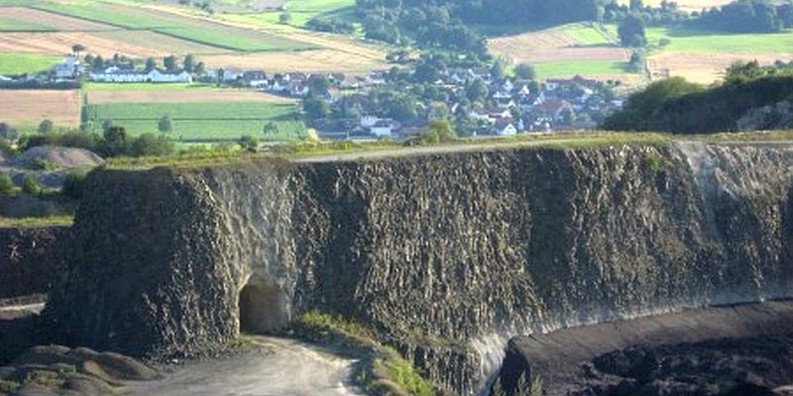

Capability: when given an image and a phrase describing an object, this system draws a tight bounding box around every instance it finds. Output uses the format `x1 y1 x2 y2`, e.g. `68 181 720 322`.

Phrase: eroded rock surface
44 143 793 393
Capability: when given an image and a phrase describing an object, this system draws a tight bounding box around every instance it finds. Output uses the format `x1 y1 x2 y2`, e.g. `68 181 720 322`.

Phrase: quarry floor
124 336 364 396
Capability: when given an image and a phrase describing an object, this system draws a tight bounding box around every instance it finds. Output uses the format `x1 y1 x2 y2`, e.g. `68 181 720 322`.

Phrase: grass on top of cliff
0 216 73 228
104 132 674 170
290 310 440 396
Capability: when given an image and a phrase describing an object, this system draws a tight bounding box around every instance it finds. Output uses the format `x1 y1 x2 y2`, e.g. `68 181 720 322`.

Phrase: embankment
44 142 793 394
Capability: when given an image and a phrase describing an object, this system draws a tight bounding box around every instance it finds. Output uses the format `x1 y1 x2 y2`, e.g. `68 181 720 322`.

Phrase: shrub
21 175 43 195
0 173 14 195
62 171 86 199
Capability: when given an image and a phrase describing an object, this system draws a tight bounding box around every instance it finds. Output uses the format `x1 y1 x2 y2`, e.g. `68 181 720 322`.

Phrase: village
2 54 626 140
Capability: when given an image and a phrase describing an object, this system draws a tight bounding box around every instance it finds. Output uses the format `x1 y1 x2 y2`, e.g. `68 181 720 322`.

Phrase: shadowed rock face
44 143 793 394
0 226 70 299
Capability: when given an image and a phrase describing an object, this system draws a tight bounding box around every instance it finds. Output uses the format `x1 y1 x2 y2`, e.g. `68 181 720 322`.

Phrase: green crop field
534 60 629 78
33 2 313 52
0 52 60 75
84 102 308 141
221 0 356 28
563 23 614 46
0 15 51 31
645 26 793 54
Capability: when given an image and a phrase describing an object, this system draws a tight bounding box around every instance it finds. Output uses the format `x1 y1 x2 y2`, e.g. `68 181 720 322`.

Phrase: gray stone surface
44 143 793 393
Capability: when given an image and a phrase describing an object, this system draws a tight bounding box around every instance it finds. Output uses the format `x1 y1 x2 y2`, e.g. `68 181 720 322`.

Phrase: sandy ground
0 90 80 127
127 336 363 396
88 90 295 104
201 50 384 74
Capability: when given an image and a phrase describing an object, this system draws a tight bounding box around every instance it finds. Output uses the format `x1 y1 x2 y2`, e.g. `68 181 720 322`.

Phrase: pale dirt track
127 336 363 396
88 90 294 104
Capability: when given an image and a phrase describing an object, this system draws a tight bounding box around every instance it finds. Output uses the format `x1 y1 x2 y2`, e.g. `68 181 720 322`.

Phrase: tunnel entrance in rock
238 278 288 334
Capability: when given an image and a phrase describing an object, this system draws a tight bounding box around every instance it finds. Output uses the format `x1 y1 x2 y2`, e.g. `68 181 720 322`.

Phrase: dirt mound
12 146 104 170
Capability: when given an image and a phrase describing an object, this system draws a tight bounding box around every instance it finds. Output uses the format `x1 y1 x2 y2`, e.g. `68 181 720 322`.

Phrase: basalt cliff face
45 143 793 394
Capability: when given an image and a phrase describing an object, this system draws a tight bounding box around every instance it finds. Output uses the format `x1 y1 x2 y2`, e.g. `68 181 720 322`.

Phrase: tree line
602 62 793 133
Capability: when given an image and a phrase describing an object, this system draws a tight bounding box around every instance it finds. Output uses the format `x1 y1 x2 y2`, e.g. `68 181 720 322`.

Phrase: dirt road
127 336 363 396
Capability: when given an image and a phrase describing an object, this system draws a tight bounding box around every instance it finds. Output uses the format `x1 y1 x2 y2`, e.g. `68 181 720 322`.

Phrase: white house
494 121 517 136
54 57 81 79
90 69 192 83
370 119 397 137
361 115 379 128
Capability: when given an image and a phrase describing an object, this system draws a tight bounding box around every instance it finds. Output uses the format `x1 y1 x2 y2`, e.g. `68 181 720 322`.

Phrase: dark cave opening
238 279 288 334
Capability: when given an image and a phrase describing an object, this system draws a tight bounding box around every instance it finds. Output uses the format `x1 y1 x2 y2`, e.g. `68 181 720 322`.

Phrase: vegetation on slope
603 65 793 133
290 310 440 396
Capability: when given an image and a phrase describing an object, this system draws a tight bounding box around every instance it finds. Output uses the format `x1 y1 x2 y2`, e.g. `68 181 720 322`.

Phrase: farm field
0 52 60 75
644 26 793 83
0 89 80 131
34 2 313 52
84 101 308 141
0 1 386 74
87 89 294 104
489 23 637 83
616 0 732 12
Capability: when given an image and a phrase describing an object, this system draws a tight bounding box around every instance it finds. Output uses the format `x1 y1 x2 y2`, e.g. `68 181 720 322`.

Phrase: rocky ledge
495 300 793 395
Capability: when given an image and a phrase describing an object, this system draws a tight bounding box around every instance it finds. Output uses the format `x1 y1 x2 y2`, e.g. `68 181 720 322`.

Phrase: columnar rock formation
45 143 793 394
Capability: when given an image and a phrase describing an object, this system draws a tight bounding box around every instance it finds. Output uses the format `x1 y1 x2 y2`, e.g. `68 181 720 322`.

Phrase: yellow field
0 90 80 127
616 0 732 12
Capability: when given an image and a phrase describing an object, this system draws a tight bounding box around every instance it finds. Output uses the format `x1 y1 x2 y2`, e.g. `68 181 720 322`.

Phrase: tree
163 55 178 72
618 15 647 47
279 11 292 24
129 134 174 157
0 122 18 140
421 120 457 144
183 54 196 73
725 60 767 84
303 95 330 119
630 0 644 11
92 55 105 70
238 135 259 152
61 171 86 199
158 115 173 133
21 175 43 196
308 75 331 94
71 44 85 57
38 119 54 134
560 107 575 125
515 63 536 80
490 59 506 81
465 78 489 103
194 62 206 75
0 173 13 195
145 58 157 72
262 121 278 136
101 126 128 157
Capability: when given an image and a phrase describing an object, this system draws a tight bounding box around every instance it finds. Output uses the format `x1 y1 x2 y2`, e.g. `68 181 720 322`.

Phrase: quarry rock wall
45 143 793 394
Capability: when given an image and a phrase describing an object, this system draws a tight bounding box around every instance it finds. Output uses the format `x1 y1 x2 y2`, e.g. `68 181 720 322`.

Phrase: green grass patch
563 23 614 46
0 215 74 228
534 60 630 78
85 102 308 141
220 0 356 28
645 26 793 54
0 15 51 31
0 52 60 76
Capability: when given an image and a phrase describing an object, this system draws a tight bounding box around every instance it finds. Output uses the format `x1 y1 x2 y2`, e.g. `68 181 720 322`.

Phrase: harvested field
500 47 630 64
0 31 175 57
0 6 116 31
0 90 80 127
94 30 231 55
202 49 385 73
617 0 732 12
648 52 787 84
88 90 294 104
